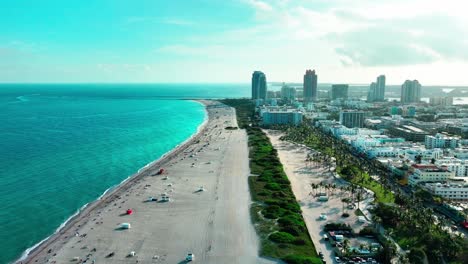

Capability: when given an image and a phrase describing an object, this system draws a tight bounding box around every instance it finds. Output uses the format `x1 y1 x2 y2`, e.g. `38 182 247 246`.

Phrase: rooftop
412 164 449 172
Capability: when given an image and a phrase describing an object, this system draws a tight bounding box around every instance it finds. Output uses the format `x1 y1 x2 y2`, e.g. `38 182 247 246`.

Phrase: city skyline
1 0 468 84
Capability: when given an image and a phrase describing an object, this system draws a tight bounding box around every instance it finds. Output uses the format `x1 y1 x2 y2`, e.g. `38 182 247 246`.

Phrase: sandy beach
21 100 274 264
266 130 373 264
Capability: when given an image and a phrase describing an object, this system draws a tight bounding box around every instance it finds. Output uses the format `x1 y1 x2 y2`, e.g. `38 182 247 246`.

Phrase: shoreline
17 99 210 264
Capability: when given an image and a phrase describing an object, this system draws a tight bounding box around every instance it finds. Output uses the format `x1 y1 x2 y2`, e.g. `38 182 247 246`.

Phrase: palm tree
343 239 350 255
356 188 363 210
342 198 351 214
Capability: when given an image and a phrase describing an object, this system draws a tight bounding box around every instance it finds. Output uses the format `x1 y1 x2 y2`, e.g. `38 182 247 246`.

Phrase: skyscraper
376 75 386 101
331 84 349 100
251 71 267 100
367 75 385 102
303 69 317 103
401 80 421 104
367 82 377 102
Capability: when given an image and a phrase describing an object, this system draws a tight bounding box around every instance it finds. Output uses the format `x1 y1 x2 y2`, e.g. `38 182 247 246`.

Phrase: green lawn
348 171 395 204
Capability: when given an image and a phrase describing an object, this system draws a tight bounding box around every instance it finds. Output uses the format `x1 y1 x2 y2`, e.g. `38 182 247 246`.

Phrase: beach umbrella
126 209 133 215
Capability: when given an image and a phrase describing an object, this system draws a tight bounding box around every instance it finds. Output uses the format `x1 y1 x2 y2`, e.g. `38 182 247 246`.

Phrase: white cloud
245 0 273 12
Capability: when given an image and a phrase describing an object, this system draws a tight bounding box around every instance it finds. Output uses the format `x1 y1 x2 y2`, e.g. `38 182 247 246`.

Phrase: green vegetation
280 124 468 263
373 197 468 263
337 166 394 203
280 124 395 203
221 99 254 129
221 99 321 264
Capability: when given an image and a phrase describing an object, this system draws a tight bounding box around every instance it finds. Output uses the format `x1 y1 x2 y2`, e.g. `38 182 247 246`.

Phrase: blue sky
1 0 468 84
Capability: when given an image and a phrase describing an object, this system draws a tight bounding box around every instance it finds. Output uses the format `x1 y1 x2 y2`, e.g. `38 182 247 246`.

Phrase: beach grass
222 99 322 264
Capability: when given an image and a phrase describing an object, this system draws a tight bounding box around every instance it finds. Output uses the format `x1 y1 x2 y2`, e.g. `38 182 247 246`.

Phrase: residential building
404 106 416 117
366 147 399 158
425 133 460 149
430 97 453 106
389 106 416 117
367 82 377 102
281 83 296 102
262 110 302 126
367 75 386 102
452 148 468 159
376 75 386 101
404 147 443 161
409 164 455 185
424 180 468 201
331 84 349 100
303 69 317 103
388 125 429 142
251 71 267 100
435 158 468 177
339 111 365 128
401 80 421 104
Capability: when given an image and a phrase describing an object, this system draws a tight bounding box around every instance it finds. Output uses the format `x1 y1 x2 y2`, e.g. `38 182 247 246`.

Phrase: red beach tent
126 209 133 215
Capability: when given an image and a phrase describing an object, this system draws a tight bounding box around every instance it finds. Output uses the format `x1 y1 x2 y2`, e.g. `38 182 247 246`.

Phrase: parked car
185 253 194 261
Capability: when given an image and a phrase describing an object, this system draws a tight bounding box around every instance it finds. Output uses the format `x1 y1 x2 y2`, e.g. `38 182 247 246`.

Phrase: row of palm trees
282 124 397 200
280 123 467 263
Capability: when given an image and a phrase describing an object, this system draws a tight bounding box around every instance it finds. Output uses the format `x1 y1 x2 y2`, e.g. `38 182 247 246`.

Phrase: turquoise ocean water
0 84 249 263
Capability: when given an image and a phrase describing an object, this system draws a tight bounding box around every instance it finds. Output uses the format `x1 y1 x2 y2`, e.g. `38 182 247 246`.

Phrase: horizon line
1 82 468 87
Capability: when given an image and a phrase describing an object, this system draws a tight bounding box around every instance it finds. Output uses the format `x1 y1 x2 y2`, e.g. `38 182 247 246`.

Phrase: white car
186 253 194 261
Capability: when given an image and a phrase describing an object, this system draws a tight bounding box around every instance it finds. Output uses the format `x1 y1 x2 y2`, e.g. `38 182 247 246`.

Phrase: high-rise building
367 82 377 102
303 69 317 103
281 83 296 102
376 75 386 101
401 80 421 104
367 75 386 102
331 84 349 100
339 110 365 128
251 71 267 100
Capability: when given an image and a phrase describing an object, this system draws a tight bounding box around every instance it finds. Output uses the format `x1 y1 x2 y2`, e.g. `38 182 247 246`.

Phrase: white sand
266 130 369 264
22 101 276 264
